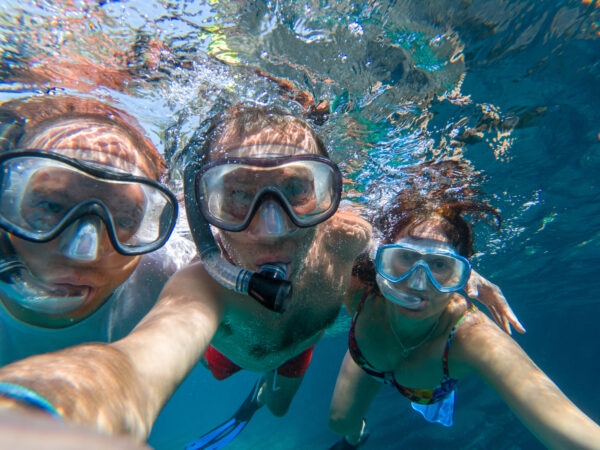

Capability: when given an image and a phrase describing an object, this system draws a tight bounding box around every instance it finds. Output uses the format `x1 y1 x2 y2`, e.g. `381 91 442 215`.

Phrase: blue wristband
0 382 61 418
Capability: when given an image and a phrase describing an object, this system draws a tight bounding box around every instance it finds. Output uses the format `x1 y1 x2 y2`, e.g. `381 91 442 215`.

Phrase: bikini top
348 293 476 405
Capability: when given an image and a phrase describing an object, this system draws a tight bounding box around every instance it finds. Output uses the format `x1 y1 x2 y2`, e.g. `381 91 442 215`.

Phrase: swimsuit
348 293 476 425
204 345 314 380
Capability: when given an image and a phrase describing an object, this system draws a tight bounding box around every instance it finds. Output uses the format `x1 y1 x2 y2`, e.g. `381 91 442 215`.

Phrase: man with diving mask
0 95 192 365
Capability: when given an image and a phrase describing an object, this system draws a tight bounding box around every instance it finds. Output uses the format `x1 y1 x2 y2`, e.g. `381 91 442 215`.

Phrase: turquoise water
1 1 599 448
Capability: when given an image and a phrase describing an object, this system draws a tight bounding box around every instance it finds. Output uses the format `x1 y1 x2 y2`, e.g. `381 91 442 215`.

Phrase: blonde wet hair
199 104 329 160
0 95 166 181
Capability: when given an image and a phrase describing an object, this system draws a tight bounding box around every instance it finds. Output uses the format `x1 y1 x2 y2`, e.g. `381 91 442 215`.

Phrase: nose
58 216 105 262
247 199 295 238
407 265 428 291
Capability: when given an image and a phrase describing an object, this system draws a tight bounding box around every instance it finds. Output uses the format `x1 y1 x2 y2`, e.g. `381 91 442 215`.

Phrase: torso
210 211 371 372
348 292 476 404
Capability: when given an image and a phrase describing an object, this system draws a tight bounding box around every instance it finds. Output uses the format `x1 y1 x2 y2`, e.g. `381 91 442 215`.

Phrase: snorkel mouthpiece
247 264 292 313
0 255 88 316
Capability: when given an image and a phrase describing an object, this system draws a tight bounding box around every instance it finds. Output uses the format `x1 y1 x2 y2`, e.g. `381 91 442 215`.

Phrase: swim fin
185 378 264 450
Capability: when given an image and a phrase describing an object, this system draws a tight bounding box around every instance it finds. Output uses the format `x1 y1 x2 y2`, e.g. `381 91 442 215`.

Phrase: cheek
10 237 54 271
215 231 246 261
94 257 139 293
429 291 451 310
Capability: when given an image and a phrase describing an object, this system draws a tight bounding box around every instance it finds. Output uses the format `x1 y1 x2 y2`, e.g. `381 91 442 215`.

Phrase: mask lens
195 155 341 231
0 152 177 255
376 244 470 292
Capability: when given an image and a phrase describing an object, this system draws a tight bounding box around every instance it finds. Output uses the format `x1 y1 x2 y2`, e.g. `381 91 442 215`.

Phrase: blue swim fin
185 378 264 450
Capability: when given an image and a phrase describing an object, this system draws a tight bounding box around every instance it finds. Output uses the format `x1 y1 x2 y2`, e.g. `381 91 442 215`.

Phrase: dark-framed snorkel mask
0 149 178 256
192 154 343 232
183 152 343 313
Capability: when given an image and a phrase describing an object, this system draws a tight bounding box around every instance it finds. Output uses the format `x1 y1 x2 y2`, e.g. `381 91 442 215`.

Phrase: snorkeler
0 106 519 447
0 95 193 364
327 164 600 449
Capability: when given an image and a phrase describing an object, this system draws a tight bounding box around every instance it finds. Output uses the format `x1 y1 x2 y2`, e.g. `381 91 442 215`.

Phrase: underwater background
1 0 598 448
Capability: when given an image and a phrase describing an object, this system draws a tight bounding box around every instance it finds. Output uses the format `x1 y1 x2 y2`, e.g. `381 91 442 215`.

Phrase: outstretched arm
0 262 223 441
466 269 526 335
0 407 152 450
456 313 600 450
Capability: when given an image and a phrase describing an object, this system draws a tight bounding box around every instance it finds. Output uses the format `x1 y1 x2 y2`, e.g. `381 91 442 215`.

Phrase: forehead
397 215 451 244
210 125 321 160
215 144 316 160
20 118 151 177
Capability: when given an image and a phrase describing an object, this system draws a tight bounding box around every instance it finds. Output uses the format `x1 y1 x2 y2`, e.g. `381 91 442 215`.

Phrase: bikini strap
442 303 477 378
351 289 371 328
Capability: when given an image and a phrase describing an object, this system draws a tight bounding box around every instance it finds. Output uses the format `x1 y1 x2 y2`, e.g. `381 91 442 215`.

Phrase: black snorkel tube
183 161 292 313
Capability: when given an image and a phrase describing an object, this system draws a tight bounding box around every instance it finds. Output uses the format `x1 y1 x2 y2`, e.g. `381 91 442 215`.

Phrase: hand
0 408 150 450
466 270 526 335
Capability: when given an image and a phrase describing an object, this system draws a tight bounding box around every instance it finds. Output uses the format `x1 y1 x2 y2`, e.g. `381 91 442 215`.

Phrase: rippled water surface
1 1 598 448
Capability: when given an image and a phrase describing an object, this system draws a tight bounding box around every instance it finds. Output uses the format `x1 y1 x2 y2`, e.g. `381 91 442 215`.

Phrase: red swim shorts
203 345 314 380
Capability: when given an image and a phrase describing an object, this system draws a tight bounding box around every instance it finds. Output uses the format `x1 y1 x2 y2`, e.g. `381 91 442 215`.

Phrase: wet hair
197 104 329 161
0 95 166 180
353 160 501 292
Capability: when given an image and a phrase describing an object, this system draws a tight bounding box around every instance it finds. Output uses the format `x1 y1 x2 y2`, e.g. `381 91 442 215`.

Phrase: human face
376 216 469 316
209 136 333 279
0 120 165 327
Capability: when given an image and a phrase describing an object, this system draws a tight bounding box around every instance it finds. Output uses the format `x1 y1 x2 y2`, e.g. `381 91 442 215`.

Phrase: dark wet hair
353 160 501 292
197 104 329 161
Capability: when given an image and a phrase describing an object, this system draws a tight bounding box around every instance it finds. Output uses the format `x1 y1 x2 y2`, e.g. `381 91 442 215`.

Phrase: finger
504 305 527 334
502 316 513 335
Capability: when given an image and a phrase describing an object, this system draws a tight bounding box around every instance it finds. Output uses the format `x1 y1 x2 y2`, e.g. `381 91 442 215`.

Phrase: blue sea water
1 0 599 449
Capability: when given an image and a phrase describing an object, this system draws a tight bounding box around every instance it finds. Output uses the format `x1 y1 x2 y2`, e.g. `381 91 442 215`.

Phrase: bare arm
466 269 526 335
321 209 372 315
456 314 600 450
0 261 223 441
0 407 152 450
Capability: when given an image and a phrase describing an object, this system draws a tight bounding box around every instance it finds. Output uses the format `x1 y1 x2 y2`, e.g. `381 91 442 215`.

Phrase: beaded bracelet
0 382 61 418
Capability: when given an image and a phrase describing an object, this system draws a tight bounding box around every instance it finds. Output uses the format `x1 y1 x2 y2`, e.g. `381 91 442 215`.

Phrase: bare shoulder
319 208 372 258
450 308 525 376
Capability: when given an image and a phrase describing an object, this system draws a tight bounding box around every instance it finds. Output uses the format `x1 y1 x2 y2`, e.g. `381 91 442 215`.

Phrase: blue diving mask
375 239 471 305
0 150 178 256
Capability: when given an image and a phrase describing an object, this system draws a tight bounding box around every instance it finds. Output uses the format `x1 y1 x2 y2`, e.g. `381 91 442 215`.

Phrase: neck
385 302 442 348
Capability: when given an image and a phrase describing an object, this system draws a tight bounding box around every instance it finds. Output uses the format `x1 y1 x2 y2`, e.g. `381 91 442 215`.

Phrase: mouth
255 261 291 280
10 279 94 315
388 291 426 310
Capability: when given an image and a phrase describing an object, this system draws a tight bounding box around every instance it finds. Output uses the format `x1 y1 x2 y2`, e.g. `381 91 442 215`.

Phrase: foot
328 419 369 449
